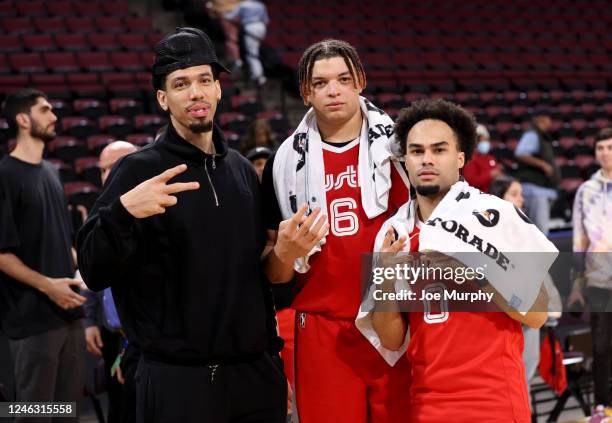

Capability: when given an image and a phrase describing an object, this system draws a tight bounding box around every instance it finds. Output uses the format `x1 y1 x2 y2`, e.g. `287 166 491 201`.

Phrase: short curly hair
394 99 477 162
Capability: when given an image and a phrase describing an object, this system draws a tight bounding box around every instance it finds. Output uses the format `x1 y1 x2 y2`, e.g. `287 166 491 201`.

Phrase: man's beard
415 184 441 197
30 120 55 143
188 120 213 133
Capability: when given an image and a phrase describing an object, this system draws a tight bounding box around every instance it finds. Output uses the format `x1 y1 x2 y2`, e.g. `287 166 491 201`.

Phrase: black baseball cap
151 27 230 90
246 146 273 161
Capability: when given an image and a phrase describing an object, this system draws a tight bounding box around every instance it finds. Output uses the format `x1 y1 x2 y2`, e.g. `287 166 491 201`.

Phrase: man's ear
156 90 168 112
15 113 30 130
215 79 221 101
458 151 465 169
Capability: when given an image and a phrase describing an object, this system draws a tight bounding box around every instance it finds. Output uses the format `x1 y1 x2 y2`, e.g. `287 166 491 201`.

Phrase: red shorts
277 308 295 387
294 312 411 423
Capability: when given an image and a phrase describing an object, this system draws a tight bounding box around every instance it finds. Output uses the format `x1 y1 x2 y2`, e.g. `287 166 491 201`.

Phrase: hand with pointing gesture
274 204 329 264
120 164 200 218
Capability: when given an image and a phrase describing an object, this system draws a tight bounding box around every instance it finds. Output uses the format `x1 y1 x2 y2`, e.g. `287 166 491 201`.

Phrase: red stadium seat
110 98 144 118
146 32 163 48
110 52 144 71
134 114 166 134
559 177 584 194
101 2 131 17
0 34 22 53
67 73 98 86
31 73 66 88
554 156 568 167
0 2 15 18
65 17 94 33
135 72 152 89
16 1 46 17
46 1 75 17
73 2 102 17
74 156 102 187
74 99 109 119
127 133 154 146
55 33 89 51
1 17 33 34
117 33 150 51
43 52 79 73
230 95 263 116
48 158 78 183
48 99 72 118
100 73 134 85
98 115 133 138
87 135 116 155
32 17 66 33
60 117 96 139
88 33 119 52
124 17 152 32
77 52 112 72
0 74 29 93
48 136 88 162
574 155 596 170
95 17 123 33
9 53 45 73
64 181 100 211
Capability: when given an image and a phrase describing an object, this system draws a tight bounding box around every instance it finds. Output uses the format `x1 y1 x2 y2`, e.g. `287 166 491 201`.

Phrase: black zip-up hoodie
77 122 271 365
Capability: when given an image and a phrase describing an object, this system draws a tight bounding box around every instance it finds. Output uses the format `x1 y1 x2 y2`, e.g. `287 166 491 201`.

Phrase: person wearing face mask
462 123 501 192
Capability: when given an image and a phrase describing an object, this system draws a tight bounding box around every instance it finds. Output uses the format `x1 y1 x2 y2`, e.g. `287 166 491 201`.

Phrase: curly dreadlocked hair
298 39 367 102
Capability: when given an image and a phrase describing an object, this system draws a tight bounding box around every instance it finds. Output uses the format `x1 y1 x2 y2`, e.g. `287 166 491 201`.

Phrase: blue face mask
476 140 490 155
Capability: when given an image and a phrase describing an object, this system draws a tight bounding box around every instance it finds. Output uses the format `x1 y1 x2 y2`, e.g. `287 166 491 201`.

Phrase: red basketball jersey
292 140 409 318
406 225 531 422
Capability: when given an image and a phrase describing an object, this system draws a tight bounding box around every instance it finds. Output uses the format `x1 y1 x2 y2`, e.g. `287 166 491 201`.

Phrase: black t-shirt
0 156 81 339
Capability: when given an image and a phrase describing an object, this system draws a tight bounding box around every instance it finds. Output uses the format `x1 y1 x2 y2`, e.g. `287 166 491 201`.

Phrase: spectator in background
514 108 560 234
83 141 138 423
241 118 277 154
208 0 242 72
0 88 86 414
489 175 562 399
225 0 269 86
245 146 271 181
462 123 502 192
569 127 612 413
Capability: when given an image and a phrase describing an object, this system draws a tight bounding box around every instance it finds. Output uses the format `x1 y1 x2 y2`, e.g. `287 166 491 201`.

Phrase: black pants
119 344 139 423
8 319 85 423
101 328 123 423
588 287 612 406
135 352 287 423
101 328 138 423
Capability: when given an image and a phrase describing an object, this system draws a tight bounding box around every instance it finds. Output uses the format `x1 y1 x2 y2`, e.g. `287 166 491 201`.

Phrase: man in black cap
514 107 560 234
245 146 272 181
77 27 286 422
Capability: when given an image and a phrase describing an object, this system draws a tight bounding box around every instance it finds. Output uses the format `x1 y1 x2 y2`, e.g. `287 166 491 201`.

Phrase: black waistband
142 351 264 367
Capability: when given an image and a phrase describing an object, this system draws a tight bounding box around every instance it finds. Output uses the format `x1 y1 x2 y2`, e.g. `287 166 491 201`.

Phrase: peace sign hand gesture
120 164 200 218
